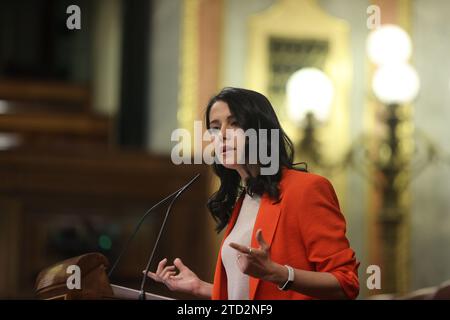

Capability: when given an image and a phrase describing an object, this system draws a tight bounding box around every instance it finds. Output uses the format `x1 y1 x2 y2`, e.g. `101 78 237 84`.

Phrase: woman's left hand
229 228 284 283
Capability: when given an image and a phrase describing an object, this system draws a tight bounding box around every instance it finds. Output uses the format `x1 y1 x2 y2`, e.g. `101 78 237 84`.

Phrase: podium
35 252 173 300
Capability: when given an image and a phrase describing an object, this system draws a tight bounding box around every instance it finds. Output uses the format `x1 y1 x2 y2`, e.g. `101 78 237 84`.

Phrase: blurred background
0 0 450 299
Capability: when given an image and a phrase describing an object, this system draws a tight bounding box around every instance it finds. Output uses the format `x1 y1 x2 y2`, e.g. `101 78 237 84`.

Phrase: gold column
179 0 200 135
179 0 225 283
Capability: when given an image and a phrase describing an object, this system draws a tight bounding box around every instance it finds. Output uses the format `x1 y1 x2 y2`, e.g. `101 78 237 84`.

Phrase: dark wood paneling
0 147 213 299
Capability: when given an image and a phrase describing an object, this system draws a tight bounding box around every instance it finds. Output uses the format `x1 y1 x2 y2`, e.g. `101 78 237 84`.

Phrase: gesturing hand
144 257 202 295
228 228 281 282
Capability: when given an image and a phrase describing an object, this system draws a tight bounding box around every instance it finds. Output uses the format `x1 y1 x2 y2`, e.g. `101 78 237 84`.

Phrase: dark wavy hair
205 87 307 233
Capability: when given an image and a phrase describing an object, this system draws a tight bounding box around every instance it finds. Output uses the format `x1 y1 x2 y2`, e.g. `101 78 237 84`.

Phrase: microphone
107 173 201 279
138 173 200 300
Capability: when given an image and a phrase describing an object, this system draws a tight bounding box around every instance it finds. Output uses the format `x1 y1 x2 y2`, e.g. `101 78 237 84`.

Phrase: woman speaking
145 87 360 300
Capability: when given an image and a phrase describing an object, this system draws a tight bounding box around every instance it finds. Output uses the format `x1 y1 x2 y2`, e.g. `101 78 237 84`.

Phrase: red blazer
211 168 360 300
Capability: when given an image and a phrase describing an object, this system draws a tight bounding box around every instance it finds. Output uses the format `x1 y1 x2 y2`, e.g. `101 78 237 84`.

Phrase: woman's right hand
145 257 211 298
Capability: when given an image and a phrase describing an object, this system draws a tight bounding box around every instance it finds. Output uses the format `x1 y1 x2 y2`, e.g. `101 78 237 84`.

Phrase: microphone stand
107 173 201 280
138 174 200 300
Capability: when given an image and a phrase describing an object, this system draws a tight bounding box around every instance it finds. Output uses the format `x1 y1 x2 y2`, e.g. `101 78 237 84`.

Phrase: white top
221 192 261 300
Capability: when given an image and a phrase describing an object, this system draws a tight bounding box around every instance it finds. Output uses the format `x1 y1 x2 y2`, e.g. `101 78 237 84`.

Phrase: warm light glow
286 68 334 123
372 63 420 104
367 24 412 66
0 134 20 150
0 100 10 114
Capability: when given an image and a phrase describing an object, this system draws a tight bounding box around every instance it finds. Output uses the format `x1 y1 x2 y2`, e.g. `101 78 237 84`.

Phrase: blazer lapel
249 193 281 300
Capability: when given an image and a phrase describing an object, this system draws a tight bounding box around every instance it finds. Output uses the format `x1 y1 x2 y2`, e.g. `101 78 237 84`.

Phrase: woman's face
208 100 246 170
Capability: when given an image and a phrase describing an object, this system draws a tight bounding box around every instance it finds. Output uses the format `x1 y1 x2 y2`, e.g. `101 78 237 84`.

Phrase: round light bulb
367 24 412 66
286 68 334 123
372 63 420 104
